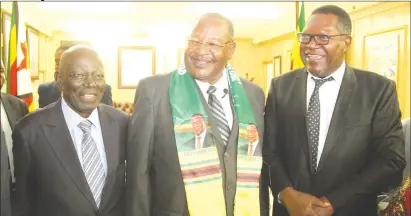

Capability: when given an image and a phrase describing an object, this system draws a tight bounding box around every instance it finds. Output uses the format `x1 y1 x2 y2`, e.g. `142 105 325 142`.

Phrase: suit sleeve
11 125 35 216
126 80 154 216
101 85 113 106
327 80 406 211
263 78 293 198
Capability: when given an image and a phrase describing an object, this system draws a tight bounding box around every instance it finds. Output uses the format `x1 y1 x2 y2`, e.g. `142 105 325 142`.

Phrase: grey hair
198 13 234 39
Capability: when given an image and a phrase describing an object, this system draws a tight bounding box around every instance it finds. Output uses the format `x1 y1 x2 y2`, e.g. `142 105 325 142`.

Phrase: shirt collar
307 61 346 84
195 67 229 97
61 97 100 130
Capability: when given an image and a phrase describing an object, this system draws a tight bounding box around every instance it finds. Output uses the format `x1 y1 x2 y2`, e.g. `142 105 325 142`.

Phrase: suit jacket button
227 184 233 191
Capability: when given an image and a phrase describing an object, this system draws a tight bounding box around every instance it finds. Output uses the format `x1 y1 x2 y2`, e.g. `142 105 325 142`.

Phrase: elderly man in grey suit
12 45 128 216
127 13 266 216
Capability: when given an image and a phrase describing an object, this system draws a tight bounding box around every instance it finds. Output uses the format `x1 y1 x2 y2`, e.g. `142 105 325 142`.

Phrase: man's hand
312 197 334 216
280 187 330 216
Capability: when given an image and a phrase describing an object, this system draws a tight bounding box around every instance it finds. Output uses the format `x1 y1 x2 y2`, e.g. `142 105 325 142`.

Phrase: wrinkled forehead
304 13 340 34
61 51 103 71
191 17 230 41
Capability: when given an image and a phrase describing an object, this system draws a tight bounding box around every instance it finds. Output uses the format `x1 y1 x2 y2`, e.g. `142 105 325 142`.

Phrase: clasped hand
281 187 334 216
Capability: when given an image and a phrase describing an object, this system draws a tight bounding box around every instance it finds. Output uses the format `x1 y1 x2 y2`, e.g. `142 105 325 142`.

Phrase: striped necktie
207 86 230 145
78 120 106 208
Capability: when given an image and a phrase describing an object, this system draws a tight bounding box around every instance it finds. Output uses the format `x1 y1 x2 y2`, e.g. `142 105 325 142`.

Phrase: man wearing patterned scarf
126 13 267 216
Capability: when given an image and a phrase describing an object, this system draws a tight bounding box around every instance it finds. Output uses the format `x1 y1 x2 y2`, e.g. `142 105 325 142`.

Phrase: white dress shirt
195 68 234 130
61 98 107 175
1 102 15 182
306 62 346 166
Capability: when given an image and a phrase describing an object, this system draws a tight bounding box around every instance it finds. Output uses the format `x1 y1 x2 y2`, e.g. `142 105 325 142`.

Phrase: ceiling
2 2 379 43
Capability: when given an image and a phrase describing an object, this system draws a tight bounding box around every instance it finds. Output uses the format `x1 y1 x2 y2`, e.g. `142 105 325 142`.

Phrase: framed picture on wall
27 26 40 80
118 46 156 89
1 11 11 70
363 26 406 83
177 48 185 67
273 55 282 77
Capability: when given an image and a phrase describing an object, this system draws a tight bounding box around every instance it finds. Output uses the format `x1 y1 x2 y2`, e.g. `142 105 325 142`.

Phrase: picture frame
273 55 282 77
118 46 156 89
285 50 292 71
177 48 185 67
1 11 11 70
27 25 40 80
38 35 47 74
363 26 406 83
262 60 274 94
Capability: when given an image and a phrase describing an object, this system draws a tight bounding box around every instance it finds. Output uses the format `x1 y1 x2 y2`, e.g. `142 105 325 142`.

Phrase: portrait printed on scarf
178 114 214 152
239 123 262 157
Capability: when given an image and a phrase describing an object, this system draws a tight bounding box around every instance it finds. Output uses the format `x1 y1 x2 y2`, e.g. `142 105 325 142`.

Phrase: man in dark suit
12 45 128 216
0 60 29 216
127 13 266 216
263 5 405 216
38 46 113 108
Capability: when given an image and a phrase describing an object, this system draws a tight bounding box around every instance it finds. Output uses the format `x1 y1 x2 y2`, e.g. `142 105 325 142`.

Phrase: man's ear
344 36 352 52
227 42 236 60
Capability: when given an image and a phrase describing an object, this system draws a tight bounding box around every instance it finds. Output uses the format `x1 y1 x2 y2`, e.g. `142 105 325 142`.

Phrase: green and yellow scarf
169 64 262 216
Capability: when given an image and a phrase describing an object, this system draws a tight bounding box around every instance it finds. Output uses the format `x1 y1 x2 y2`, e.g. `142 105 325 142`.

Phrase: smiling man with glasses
263 5 405 216
127 13 266 216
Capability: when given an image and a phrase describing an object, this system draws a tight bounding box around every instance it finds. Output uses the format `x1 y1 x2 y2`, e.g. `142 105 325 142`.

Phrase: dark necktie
307 76 334 174
207 86 230 145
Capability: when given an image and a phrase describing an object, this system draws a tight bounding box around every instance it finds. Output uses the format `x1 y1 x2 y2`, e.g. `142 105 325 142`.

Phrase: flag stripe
6 2 34 112
290 2 305 70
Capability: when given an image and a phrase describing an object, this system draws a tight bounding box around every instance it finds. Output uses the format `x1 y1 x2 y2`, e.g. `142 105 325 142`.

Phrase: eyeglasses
297 33 349 45
187 39 232 52
69 72 105 82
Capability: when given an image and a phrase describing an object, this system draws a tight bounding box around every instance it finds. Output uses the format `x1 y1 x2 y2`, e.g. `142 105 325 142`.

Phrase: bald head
59 45 103 79
196 13 234 40
58 45 106 118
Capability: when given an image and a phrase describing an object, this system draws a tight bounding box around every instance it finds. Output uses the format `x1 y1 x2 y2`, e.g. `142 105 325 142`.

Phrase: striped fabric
78 120 106 208
207 86 230 145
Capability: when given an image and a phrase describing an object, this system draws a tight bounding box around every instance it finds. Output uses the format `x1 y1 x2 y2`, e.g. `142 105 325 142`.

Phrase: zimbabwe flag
6 2 34 111
290 1 305 70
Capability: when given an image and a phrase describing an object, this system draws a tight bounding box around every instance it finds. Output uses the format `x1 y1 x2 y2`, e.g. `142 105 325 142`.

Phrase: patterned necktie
307 76 334 174
78 120 106 207
207 86 230 145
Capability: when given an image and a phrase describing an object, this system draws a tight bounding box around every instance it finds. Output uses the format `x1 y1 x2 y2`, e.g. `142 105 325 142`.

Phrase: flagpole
295 1 300 30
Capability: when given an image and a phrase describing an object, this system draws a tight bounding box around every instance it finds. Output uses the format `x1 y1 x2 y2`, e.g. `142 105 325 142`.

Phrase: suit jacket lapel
226 94 239 153
294 69 311 168
317 66 357 171
1 93 17 130
41 99 98 210
98 106 120 208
